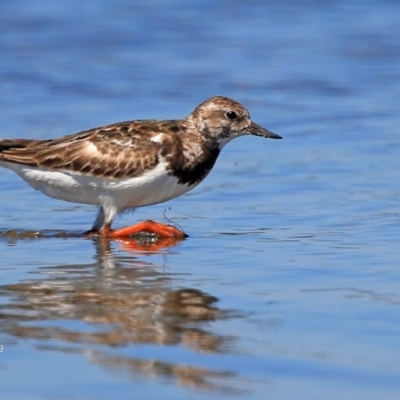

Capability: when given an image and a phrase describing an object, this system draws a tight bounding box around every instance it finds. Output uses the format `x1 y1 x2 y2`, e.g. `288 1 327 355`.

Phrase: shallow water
1 1 400 399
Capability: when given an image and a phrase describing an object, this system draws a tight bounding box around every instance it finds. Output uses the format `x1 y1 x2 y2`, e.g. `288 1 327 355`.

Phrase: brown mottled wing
0 121 164 179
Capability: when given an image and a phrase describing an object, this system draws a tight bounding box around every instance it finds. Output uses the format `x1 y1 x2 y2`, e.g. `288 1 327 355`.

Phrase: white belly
0 160 195 210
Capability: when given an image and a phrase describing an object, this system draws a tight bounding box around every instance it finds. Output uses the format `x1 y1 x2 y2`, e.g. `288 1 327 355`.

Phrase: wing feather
0 121 168 179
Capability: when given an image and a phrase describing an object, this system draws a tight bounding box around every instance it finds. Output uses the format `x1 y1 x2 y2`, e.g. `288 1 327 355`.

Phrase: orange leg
90 220 187 238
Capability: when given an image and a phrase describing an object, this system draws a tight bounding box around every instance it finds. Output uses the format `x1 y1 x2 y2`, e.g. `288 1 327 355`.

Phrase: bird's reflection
0 233 240 393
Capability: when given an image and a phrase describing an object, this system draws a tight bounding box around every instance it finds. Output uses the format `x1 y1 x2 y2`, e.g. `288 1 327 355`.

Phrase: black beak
247 122 282 139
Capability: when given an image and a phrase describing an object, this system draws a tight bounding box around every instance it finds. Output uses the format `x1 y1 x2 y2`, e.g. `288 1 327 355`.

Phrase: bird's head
189 96 282 147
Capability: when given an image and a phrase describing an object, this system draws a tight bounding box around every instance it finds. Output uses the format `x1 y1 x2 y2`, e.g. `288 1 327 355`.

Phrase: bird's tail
0 139 37 152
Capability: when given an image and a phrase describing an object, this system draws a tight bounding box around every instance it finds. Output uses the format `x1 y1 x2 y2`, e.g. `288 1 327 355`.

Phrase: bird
0 96 282 238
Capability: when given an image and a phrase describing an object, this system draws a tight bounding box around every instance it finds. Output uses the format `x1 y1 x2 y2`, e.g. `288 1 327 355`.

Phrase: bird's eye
226 111 238 120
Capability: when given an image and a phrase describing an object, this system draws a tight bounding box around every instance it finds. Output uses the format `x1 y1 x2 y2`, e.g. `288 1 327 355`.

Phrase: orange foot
84 220 187 239
116 236 185 252
110 220 187 238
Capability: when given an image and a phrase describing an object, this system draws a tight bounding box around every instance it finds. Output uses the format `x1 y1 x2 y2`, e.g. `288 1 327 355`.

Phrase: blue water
1 1 400 399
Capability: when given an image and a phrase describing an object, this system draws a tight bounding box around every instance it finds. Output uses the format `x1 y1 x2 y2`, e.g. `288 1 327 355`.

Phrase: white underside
0 159 195 212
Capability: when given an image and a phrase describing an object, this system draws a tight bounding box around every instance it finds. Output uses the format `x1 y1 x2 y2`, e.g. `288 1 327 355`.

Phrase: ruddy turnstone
0 96 282 238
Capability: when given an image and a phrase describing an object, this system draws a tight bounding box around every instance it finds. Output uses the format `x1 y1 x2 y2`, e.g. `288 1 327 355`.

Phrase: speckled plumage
0 96 282 234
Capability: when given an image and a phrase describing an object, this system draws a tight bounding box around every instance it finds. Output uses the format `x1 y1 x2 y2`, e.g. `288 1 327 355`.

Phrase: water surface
0 1 400 399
